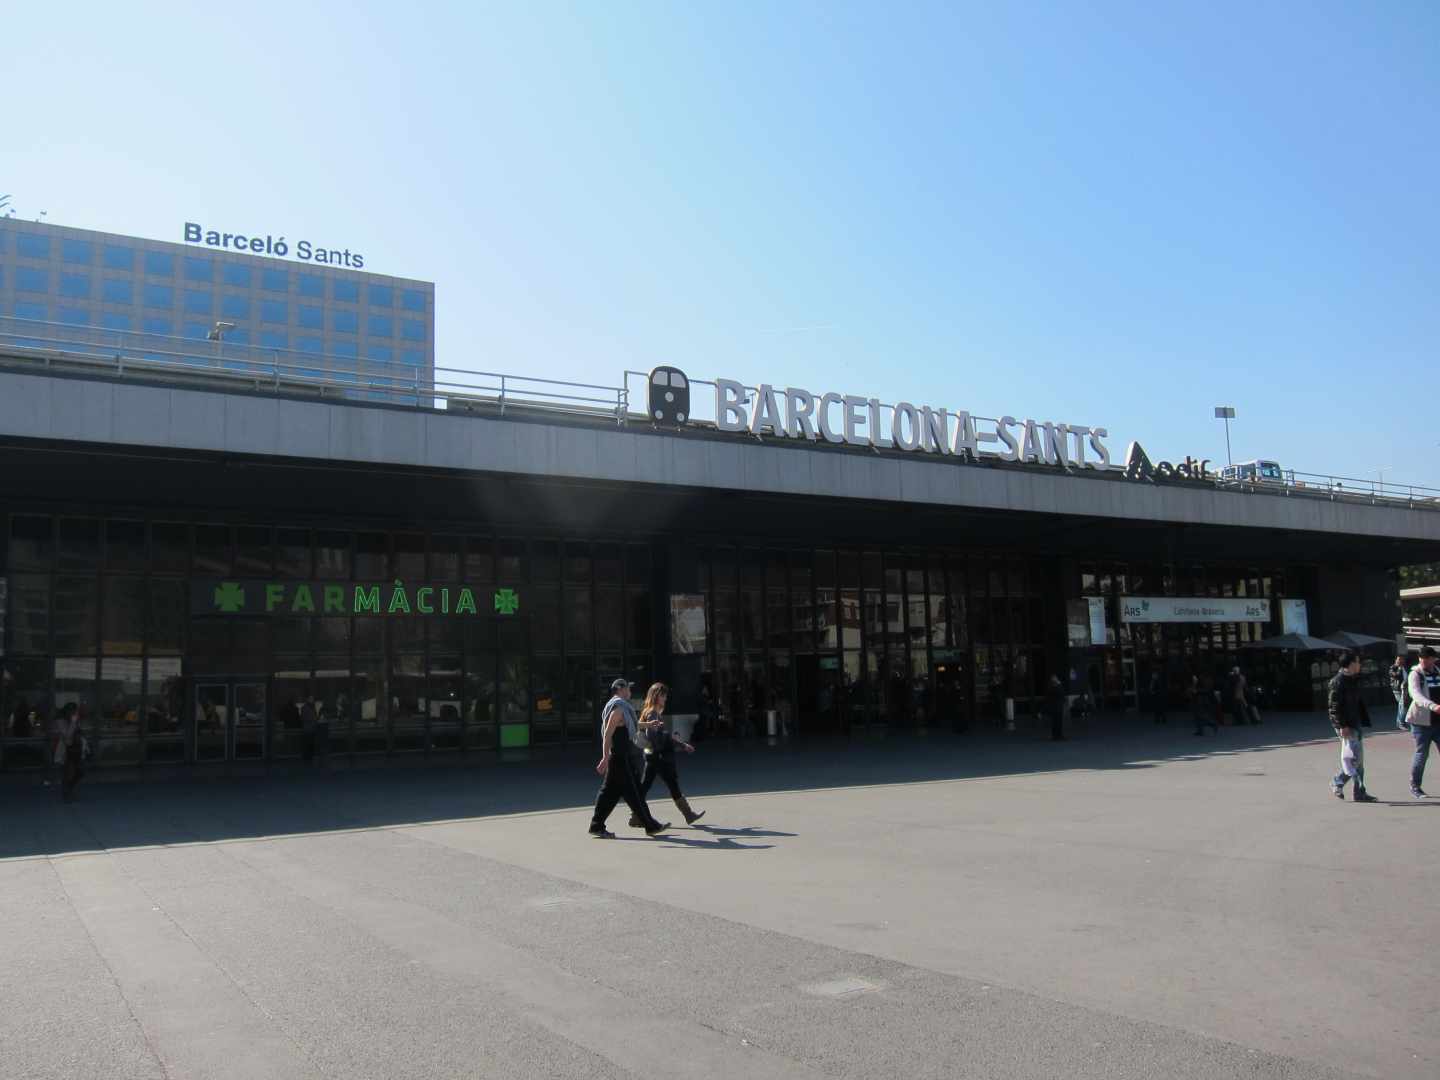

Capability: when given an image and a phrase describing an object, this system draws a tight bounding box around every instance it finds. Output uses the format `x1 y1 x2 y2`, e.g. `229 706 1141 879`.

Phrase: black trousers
591 733 659 830
640 753 684 801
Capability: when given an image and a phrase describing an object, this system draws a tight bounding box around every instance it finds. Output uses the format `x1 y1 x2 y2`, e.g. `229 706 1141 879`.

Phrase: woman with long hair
630 683 705 826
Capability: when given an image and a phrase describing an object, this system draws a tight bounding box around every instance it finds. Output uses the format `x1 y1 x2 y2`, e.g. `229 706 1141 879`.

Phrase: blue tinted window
182 321 209 340
16 267 48 293
400 319 425 342
222 263 251 287
402 349 426 366
184 289 213 314
261 269 288 292
144 251 174 276
62 239 93 264
368 285 393 307
101 313 132 331
221 294 250 319
366 314 393 338
260 300 287 324
14 301 47 321
57 306 89 326
297 273 324 298
333 279 359 302
332 309 358 334
367 345 393 364
59 273 91 299
225 327 250 345
184 256 213 282
142 316 172 335
296 335 323 354
143 283 173 308
401 289 426 312
17 233 50 258
102 279 133 304
297 304 323 329
259 330 288 349
103 245 134 270
331 341 358 360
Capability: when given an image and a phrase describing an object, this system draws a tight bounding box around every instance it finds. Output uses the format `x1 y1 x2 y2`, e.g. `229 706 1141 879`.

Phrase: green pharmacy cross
493 588 520 616
214 582 246 613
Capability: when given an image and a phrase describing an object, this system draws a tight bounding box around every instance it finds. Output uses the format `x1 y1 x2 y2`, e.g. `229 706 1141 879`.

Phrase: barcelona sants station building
2 341 1438 773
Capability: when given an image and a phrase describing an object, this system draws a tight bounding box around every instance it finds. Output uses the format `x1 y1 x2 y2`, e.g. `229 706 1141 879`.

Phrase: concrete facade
2 365 1437 545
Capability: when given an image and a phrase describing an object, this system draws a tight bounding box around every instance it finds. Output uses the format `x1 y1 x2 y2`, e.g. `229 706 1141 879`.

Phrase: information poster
670 594 708 654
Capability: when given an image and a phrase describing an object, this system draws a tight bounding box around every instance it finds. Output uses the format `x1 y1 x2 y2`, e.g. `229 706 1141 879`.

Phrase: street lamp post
1214 406 1236 466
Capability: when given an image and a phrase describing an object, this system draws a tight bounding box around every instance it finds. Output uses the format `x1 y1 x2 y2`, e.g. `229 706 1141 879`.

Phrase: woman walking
630 683 705 826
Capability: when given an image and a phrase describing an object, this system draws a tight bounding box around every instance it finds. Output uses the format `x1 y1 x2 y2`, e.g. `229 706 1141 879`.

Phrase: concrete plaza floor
2 714 1435 1079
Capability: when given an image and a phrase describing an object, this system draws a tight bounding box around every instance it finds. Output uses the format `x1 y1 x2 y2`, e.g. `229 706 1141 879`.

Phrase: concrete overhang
3 365 1439 548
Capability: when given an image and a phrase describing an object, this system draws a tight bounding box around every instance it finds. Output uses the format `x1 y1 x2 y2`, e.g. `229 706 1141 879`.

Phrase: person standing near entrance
1227 667 1250 726
1190 673 1218 736
629 683 705 826
589 679 668 837
1390 655 1411 731
1329 651 1376 802
1405 646 1440 799
1045 675 1067 741
51 703 84 803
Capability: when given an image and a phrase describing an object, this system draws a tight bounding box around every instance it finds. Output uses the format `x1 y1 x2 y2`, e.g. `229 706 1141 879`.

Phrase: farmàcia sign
193 581 520 617
183 222 366 268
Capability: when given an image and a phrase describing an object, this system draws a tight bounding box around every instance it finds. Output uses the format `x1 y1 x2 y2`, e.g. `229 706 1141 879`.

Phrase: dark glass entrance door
193 680 267 762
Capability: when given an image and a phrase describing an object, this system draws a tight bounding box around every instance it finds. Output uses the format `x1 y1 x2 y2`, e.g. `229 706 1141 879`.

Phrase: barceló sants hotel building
2 219 1438 775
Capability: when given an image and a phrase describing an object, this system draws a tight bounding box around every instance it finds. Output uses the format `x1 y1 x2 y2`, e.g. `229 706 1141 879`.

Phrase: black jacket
1328 671 1370 733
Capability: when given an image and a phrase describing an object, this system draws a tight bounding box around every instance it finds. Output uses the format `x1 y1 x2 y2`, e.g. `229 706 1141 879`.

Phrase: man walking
1405 646 1440 799
1329 651 1376 802
1227 667 1251 726
589 679 668 837
1390 654 1411 731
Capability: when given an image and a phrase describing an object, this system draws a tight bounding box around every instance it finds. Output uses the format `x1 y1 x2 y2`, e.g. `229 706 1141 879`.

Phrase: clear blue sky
6 2 1437 483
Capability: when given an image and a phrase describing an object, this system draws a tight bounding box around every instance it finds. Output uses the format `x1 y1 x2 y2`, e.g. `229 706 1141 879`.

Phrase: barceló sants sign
183 222 365 268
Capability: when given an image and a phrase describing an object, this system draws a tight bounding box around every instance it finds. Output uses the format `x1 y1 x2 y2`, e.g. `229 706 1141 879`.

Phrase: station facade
0 355 1426 772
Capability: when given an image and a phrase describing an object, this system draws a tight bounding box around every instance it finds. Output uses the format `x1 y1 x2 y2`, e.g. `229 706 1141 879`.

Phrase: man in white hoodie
1405 646 1440 799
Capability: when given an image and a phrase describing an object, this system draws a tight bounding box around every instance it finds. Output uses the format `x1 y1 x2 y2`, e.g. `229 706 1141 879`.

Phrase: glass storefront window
2 657 52 768
532 655 563 744
151 523 190 573
564 541 590 584
566 587 593 650
564 656 595 743
54 657 97 726
314 662 352 754
53 576 97 654
144 658 185 761
11 516 54 569
597 588 623 652
531 540 559 582
430 656 463 751
235 527 272 576
58 519 101 569
498 538 526 582
467 536 495 582
390 656 427 752
628 588 652 655
355 533 388 579
271 665 310 759
276 529 311 577
102 576 145 655
315 531 351 579
352 664 386 753
498 623 529 727
393 533 425 580
466 652 497 750
532 587 560 651
194 525 231 575
7 574 50 654
595 543 622 585
106 520 147 570
431 535 462 580
99 657 143 763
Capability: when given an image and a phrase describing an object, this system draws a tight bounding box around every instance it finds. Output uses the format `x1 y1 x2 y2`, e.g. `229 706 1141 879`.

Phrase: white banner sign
1087 597 1107 644
1120 596 1271 624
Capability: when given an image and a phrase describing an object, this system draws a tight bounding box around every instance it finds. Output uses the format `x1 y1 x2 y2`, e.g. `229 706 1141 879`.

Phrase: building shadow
0 712 1369 861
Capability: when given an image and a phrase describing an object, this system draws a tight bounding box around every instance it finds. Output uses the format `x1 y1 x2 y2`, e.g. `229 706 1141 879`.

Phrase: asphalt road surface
2 714 1434 1079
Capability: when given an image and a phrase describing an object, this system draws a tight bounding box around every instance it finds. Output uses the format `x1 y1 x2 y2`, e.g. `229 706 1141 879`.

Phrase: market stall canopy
1244 633 1338 651
1323 631 1393 649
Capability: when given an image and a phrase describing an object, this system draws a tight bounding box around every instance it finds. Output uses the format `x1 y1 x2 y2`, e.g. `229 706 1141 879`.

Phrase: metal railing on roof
0 315 629 422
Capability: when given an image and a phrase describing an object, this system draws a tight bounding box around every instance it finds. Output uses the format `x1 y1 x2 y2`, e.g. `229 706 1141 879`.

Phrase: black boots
674 796 705 825
1352 786 1378 803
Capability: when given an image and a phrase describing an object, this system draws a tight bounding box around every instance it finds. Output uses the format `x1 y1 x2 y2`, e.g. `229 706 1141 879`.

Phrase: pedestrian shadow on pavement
0 712 1382 860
